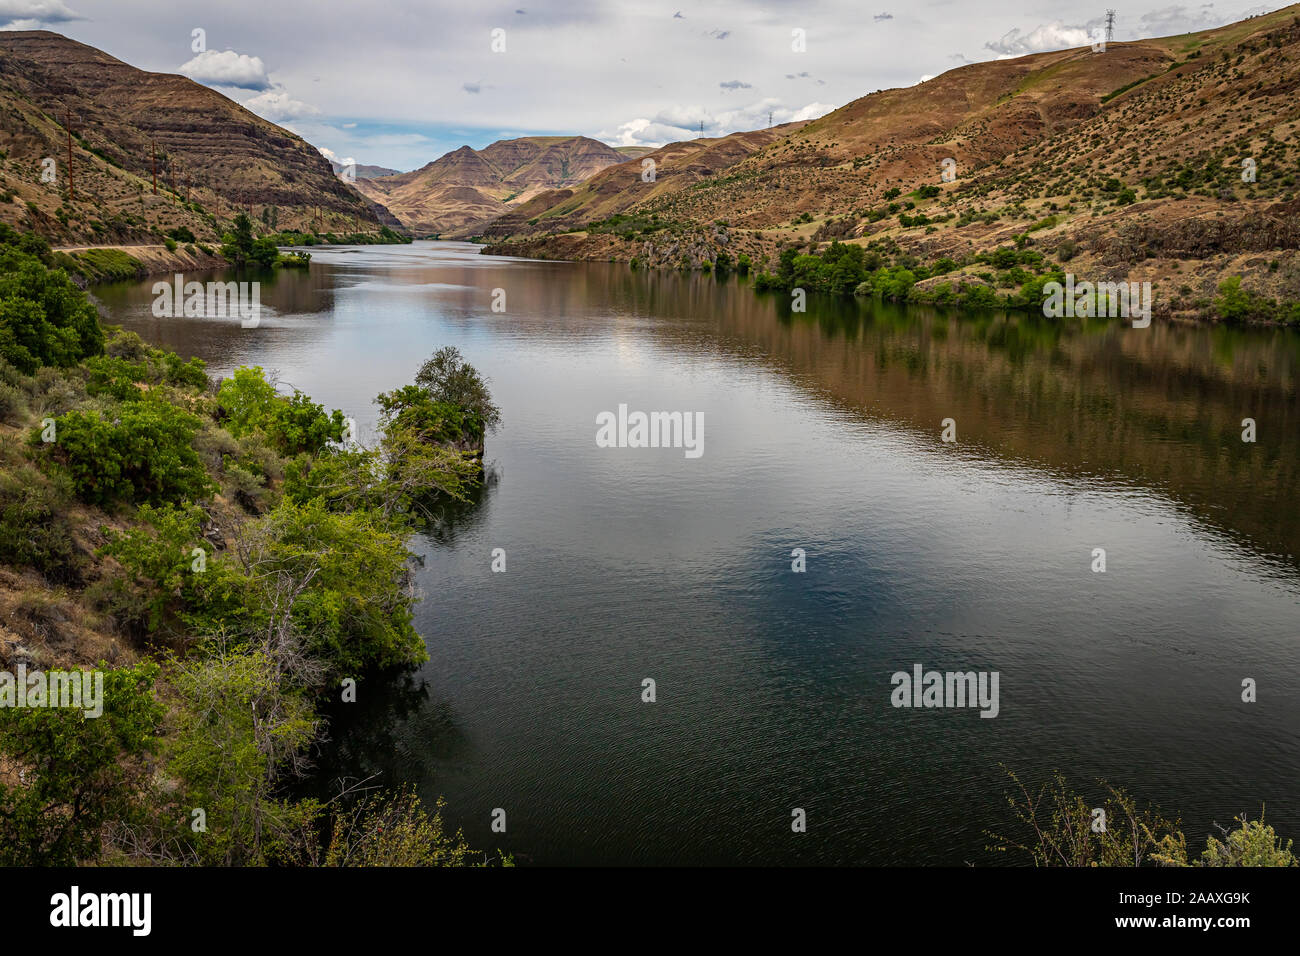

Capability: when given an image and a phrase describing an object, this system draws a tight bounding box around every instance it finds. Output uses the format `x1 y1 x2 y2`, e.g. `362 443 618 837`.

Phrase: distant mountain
480 124 804 241
354 135 631 236
328 160 401 180
0 30 384 245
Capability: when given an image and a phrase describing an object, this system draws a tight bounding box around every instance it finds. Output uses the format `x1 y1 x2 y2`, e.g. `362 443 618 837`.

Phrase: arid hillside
480 123 805 242
0 31 382 246
355 135 634 237
484 6 1300 321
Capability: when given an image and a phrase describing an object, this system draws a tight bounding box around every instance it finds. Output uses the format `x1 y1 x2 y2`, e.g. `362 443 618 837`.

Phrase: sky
0 0 1285 172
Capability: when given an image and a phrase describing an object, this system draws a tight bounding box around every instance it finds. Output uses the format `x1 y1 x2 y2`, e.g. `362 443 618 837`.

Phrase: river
91 240 1300 865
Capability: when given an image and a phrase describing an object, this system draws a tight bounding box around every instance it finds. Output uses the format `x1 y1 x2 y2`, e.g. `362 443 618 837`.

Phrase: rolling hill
483 6 1300 320
0 31 383 246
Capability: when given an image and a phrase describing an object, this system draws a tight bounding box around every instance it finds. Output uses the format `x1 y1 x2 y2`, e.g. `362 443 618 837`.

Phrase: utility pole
65 109 75 201
1106 10 1116 43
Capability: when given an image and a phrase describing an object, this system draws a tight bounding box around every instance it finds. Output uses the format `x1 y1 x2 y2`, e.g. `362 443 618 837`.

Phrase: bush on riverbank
753 240 1070 312
989 767 1297 866
267 225 411 246
0 225 104 372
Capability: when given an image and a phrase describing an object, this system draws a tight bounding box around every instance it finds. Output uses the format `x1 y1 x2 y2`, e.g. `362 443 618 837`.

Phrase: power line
64 109 75 201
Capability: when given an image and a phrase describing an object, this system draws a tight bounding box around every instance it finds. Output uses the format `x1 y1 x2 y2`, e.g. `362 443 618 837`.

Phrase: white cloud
790 102 834 122
242 89 320 121
985 21 1093 56
0 0 81 27
178 49 271 90
1139 4 1264 36
600 99 835 147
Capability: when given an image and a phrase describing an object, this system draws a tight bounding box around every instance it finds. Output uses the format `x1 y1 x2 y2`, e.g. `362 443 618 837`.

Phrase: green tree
1214 276 1257 322
221 213 256 265
245 497 426 673
218 366 344 456
251 237 279 269
413 346 501 432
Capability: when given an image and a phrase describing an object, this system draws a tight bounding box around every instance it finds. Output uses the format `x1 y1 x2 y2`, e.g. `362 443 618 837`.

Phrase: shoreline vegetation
744 239 1300 325
989 768 1296 867
487 227 1300 327
0 224 508 865
51 218 413 286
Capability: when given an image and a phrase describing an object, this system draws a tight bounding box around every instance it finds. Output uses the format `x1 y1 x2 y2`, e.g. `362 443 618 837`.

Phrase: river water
92 240 1300 865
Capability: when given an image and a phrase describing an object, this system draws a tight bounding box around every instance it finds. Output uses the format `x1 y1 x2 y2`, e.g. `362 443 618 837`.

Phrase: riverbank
482 217 1300 326
52 242 226 284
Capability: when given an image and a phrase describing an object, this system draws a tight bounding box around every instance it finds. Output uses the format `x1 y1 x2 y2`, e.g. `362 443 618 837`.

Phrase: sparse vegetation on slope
483 6 1300 323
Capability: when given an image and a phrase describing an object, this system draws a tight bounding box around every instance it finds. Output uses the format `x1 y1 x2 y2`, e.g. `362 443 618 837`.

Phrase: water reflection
95 243 1300 865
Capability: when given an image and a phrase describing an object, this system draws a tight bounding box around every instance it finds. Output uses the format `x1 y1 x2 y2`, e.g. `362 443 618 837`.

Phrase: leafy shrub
33 398 215 507
0 661 162 865
1214 276 1266 322
84 355 150 401
988 768 1182 866
217 366 343 456
1155 813 1297 867
0 381 23 424
98 503 209 632
0 226 104 373
323 787 475 866
168 645 319 865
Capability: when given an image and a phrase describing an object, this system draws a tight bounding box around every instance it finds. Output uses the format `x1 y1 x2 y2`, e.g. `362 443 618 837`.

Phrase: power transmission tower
1106 10 1116 43
698 119 703 138
151 140 158 194
768 111 773 128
